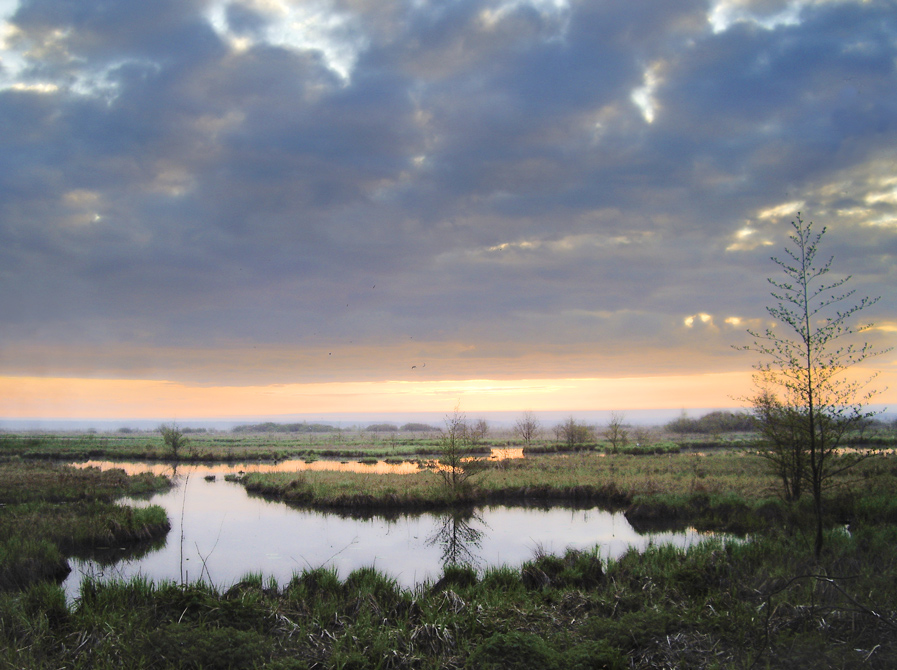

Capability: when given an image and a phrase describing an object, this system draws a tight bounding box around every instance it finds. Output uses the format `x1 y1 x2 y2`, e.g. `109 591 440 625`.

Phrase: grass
238 450 894 526
238 450 897 541
1 527 895 668
0 431 460 462
0 460 169 504
0 537 69 590
1 439 896 667
0 460 171 591
0 428 764 463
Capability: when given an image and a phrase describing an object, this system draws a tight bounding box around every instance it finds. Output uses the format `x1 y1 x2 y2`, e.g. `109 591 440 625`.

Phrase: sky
1 0 896 423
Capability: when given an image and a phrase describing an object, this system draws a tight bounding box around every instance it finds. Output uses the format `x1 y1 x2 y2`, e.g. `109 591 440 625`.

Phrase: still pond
65 457 717 599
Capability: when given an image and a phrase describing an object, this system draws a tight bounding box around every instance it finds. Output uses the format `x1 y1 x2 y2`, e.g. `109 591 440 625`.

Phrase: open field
2 430 897 668
5 414 893 463
0 427 748 462
0 430 480 461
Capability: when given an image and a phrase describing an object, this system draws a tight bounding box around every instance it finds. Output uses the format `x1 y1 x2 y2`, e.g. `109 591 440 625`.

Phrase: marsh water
63 457 714 599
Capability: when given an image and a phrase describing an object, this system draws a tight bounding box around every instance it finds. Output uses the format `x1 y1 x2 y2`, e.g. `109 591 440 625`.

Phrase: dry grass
242 451 781 508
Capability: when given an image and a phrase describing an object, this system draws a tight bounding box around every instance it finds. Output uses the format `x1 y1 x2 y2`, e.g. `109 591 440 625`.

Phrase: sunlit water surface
64 460 715 599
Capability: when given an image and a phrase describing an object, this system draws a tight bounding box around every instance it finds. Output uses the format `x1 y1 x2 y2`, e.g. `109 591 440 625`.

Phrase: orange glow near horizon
2 369 895 420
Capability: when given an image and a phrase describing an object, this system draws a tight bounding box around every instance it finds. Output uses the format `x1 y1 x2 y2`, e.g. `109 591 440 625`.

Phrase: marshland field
2 413 897 669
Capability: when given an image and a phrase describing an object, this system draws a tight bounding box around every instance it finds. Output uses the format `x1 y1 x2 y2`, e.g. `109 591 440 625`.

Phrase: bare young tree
750 390 806 502
514 411 541 448
467 418 489 446
159 423 189 459
436 405 483 496
553 422 564 443
740 213 889 556
556 417 592 449
604 411 629 450
631 426 655 447
426 509 485 569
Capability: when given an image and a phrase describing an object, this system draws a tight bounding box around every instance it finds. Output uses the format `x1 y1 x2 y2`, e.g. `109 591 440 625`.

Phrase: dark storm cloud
1 0 895 384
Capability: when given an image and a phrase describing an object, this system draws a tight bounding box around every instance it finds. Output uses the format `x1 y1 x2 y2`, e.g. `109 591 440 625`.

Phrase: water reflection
69 446 525 479
487 447 524 461
61 459 719 600
69 532 168 567
426 509 487 569
71 458 427 477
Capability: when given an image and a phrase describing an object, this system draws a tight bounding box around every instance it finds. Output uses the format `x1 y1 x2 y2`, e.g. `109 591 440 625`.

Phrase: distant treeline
232 422 338 434
231 421 440 434
664 410 755 434
365 423 440 433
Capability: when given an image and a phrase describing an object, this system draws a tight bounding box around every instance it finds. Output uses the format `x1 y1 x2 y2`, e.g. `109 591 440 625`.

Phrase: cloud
0 0 895 396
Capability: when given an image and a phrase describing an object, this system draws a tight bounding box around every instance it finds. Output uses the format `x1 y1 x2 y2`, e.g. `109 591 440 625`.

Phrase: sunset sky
1 0 896 424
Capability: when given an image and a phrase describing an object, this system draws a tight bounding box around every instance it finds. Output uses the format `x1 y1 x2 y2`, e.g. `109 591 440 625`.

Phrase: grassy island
0 460 171 590
239 451 897 533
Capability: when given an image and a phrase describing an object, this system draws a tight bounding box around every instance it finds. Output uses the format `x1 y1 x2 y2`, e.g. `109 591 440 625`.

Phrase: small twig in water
293 535 360 570
179 473 190 585
193 515 227 584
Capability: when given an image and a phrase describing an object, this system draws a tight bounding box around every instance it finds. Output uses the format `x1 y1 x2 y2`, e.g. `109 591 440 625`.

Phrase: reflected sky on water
69 447 524 478
63 459 712 599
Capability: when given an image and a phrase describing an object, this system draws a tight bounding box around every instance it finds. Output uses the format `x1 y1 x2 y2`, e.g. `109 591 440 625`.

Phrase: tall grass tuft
0 537 70 590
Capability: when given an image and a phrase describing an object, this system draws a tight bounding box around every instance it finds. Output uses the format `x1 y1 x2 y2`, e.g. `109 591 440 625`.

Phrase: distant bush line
664 410 755 434
232 422 340 434
663 410 897 442
231 422 440 434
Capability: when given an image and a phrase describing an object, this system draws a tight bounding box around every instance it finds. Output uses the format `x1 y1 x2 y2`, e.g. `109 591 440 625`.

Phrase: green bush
343 566 400 606
521 549 603 589
480 566 521 592
432 564 478 591
468 630 560 670
665 410 755 434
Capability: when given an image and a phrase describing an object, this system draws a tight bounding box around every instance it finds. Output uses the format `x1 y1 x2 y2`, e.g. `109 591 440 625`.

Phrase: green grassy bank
2 527 896 668
0 461 171 590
